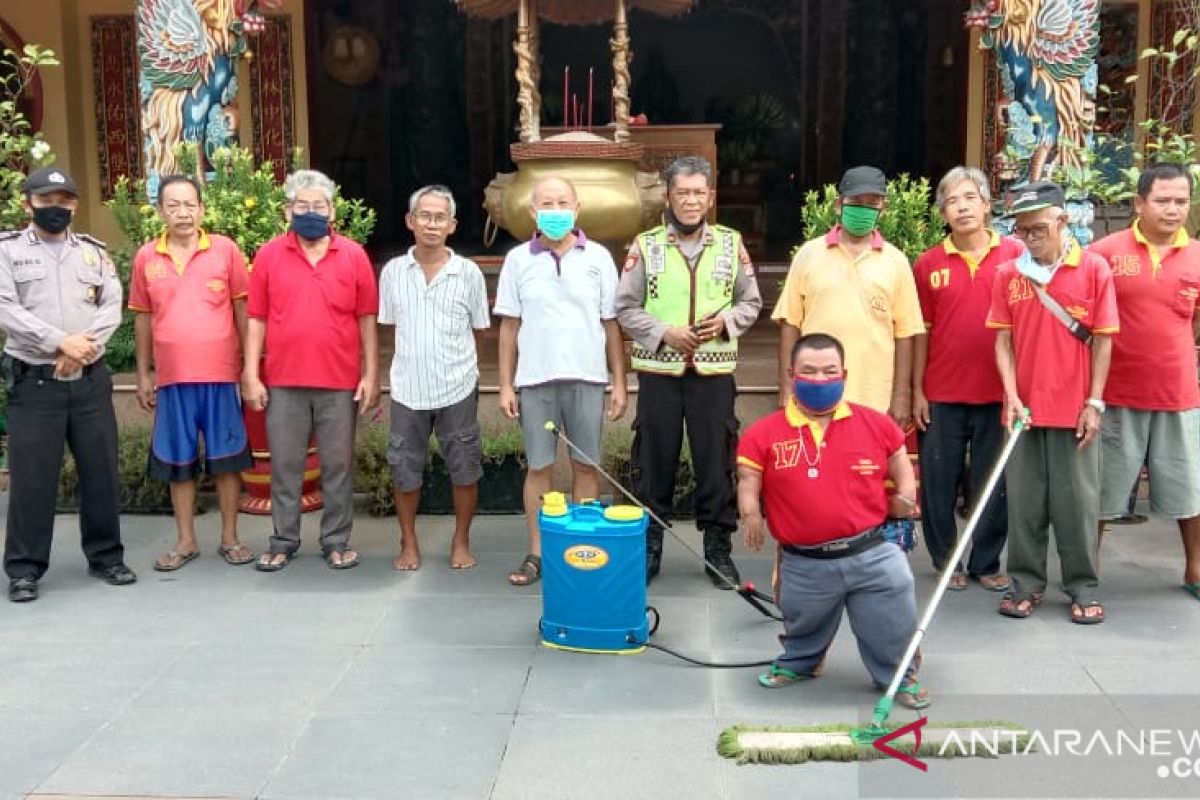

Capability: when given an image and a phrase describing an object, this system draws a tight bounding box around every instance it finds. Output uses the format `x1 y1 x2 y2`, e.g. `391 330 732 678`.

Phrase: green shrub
103 144 377 373
58 425 172 512
354 418 527 516
798 174 944 264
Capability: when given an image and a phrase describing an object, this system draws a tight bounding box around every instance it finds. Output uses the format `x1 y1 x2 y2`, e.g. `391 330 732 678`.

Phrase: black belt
2 354 97 382
782 527 885 560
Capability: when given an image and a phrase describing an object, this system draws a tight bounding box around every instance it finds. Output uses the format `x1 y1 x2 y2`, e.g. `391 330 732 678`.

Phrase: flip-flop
255 553 291 572
153 550 199 572
325 549 360 570
896 681 933 710
1183 583 1200 602
1070 602 1106 625
218 544 255 566
450 560 478 570
757 664 809 688
948 572 967 591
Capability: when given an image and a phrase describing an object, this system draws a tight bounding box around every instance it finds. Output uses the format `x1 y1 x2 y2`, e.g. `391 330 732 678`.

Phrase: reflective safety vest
629 224 739 376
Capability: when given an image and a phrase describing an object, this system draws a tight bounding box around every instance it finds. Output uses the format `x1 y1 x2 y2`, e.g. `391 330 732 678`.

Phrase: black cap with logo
23 166 79 197
1007 180 1065 215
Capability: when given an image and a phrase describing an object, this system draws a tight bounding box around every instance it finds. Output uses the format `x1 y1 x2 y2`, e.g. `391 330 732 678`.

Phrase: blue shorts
149 382 252 482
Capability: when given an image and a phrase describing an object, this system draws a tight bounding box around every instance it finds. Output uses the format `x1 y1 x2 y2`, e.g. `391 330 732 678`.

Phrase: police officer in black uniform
0 166 136 602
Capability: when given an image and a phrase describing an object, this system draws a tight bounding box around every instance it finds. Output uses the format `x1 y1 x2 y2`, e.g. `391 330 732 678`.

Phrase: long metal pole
878 421 1028 718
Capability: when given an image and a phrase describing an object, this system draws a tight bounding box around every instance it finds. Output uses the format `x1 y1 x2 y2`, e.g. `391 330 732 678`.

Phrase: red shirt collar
530 229 588 254
824 225 884 251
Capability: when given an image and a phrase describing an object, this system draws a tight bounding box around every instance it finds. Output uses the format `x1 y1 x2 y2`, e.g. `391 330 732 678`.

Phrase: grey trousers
266 388 356 554
776 542 919 687
1005 427 1100 603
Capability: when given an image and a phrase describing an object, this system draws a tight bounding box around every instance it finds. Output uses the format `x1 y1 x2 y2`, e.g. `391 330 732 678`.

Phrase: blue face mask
536 209 576 241
793 376 845 414
291 211 330 241
1014 246 1053 284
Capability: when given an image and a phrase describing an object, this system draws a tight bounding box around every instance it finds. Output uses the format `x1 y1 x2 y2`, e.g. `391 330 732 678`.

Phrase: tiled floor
2 495 1199 799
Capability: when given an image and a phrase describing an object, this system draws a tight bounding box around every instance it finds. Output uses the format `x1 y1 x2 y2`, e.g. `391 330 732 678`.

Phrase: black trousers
917 401 1007 576
631 371 738 536
3 363 124 580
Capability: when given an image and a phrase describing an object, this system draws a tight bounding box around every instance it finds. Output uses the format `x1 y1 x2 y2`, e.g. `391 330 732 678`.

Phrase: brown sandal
153 550 199 572
218 544 255 566
508 554 542 586
998 591 1044 619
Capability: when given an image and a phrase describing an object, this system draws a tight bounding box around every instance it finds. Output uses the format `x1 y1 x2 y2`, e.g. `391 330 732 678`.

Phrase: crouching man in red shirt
736 333 929 709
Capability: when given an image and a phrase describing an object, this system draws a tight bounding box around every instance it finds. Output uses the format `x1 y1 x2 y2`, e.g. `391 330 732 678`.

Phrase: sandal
325 547 361 570
508 553 542 586
757 664 810 688
895 681 932 710
153 550 199 572
1070 601 1106 625
948 572 967 591
977 573 1012 592
218 544 255 566
255 552 291 572
998 591 1043 619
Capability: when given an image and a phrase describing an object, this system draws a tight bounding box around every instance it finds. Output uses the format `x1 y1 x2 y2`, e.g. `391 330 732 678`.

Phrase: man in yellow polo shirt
772 166 924 425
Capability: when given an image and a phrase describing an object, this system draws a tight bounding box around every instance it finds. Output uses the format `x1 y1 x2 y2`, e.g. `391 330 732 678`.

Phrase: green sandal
895 681 932 710
757 664 809 688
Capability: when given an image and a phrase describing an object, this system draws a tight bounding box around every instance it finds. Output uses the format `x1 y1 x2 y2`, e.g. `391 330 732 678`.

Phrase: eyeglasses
1013 223 1053 241
414 212 452 226
292 201 331 214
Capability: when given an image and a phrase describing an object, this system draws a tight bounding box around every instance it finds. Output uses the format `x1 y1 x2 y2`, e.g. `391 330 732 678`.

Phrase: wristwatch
1085 397 1106 414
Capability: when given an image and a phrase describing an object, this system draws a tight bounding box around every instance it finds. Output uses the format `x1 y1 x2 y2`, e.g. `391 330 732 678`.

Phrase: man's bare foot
393 547 421 571
450 541 477 570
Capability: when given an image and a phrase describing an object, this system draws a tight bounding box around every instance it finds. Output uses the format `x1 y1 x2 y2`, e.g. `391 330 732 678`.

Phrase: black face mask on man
665 204 704 236
31 205 73 234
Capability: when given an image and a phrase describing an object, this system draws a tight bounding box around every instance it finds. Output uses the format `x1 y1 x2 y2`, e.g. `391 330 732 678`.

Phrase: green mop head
717 721 1032 765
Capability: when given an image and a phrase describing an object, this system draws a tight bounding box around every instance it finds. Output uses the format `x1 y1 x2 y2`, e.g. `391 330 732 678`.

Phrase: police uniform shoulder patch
76 233 108 250
623 245 641 272
738 241 755 276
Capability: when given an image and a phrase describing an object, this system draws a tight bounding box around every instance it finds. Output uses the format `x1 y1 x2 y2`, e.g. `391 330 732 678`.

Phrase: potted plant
601 426 696 518
798 174 945 264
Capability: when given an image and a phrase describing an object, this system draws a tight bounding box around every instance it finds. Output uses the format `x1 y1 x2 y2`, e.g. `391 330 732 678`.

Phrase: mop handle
880 417 1029 709
542 421 742 589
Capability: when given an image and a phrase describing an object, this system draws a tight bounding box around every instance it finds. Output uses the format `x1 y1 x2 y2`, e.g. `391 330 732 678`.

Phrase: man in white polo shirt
495 176 628 586
378 185 490 571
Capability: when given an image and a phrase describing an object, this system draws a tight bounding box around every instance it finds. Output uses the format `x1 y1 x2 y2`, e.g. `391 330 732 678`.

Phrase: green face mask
840 204 881 237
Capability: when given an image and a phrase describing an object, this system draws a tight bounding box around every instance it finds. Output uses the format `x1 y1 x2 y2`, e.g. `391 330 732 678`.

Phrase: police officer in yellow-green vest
615 155 763 587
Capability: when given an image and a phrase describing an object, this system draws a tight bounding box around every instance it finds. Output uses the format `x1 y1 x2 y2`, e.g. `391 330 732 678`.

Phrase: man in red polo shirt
737 333 929 709
913 166 1023 593
243 169 379 572
129 174 255 572
1089 163 1200 601
986 181 1118 624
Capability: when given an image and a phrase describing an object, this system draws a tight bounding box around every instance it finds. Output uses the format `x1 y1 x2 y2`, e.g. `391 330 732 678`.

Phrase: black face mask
31 205 73 234
665 205 704 236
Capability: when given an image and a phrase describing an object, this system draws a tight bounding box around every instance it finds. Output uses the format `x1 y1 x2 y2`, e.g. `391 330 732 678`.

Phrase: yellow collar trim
1132 219 1189 249
942 229 1000 256
784 396 852 429
155 229 211 254
1061 241 1082 268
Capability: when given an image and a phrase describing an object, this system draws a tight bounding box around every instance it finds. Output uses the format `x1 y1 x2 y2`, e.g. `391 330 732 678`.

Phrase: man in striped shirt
378 185 491 571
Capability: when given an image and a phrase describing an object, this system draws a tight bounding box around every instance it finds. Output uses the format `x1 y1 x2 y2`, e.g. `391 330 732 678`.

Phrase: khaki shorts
519 381 604 470
1099 406 1200 520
